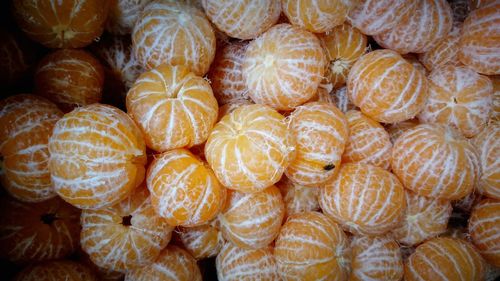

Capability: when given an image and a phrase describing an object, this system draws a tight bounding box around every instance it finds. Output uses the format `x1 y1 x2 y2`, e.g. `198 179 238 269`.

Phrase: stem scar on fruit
324 164 336 171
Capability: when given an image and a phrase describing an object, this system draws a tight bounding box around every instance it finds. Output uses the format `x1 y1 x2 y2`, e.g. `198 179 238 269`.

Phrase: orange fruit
320 24 367 89
276 176 320 217
219 186 284 249
418 24 462 71
106 0 151 35
392 124 480 200
342 110 392 170
49 104 147 209
348 0 417 36
286 102 348 186
127 64 218 152
205 104 295 193
13 260 98 281
0 29 36 87
132 0 215 75
469 199 500 267
217 99 254 121
125 245 202 281
315 86 357 113
178 219 224 260
405 237 485 281
147 149 225 227
385 118 420 144
80 185 173 272
347 49 429 123
282 0 352 33
392 191 452 246
203 0 281 39
374 0 453 54
274 211 350 281
216 243 279 281
0 196 80 263
12 0 109 48
471 123 500 199
459 2 500 75
350 235 404 281
491 75 500 121
242 23 327 110
207 41 250 105
419 65 493 137
0 95 62 202
35 49 105 112
320 163 406 235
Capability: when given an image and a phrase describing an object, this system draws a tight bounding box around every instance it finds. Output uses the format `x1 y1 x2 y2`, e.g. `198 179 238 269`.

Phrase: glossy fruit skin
468 199 500 267
471 123 500 199
13 260 98 281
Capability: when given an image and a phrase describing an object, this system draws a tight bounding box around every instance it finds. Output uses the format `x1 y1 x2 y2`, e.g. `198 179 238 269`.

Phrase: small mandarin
468 199 500 267
471 123 500 199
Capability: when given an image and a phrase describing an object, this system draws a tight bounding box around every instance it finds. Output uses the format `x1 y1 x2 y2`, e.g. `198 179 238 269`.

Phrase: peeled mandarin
106 0 152 35
347 49 429 124
418 23 463 71
127 64 218 152
276 176 320 217
217 99 254 121
205 104 295 193
49 104 147 209
468 199 500 267
178 219 224 260
471 123 500 199
242 23 327 110
147 149 225 227
274 211 350 281
0 95 62 202
385 118 420 144
13 260 98 281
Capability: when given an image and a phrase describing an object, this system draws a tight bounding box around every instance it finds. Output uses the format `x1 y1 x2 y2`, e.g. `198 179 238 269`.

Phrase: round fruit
127 64 218 152
471 123 500 199
418 23 462 71
217 99 254 121
106 0 152 35
12 0 109 48
49 104 147 209
242 23 327 110
347 49 428 123
392 124 481 200
0 95 62 202
178 219 224 260
385 118 420 144
276 176 320 217
282 0 351 33
468 199 500 267
147 149 225 227
13 260 98 281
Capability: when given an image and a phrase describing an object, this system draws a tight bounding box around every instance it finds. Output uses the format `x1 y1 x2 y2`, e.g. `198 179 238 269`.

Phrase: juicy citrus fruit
274 211 350 281
342 110 392 170
106 0 152 35
350 235 404 281
385 118 420 144
35 49 105 112
49 104 147 209
320 163 406 235
0 29 36 87
471 123 500 199
405 237 485 281
0 196 80 263
147 149 225 227
203 0 281 40
374 0 453 54
125 245 202 281
205 104 295 193
315 86 357 113
459 2 500 75
392 124 480 200
418 23 462 71
178 219 224 260
219 186 284 249
276 176 320 217
347 49 429 123
242 23 327 110
127 64 218 152
282 0 352 33
12 0 109 48
286 102 348 186
132 0 215 75
0 95 62 202
319 23 367 89
13 260 98 281
419 65 493 137
80 185 173 272
392 191 452 246
217 99 254 121
216 243 279 281
468 199 500 267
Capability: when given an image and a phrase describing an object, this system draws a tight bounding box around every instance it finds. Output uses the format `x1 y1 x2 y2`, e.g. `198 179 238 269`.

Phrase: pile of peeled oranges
0 0 499 280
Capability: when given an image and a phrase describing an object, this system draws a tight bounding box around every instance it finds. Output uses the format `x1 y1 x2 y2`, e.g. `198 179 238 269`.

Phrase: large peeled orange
320 163 406 235
468 199 500 267
274 211 350 281
347 49 429 123
132 0 215 75
178 219 224 260
147 149 225 227
49 104 146 209
127 64 218 152
106 0 152 35
242 23 326 110
285 102 348 186
405 237 485 281
205 104 295 193
419 65 493 138
471 123 500 199
276 176 320 217
12 0 109 48
418 24 462 71
219 186 284 249
13 260 98 281
0 95 62 202
392 124 480 200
